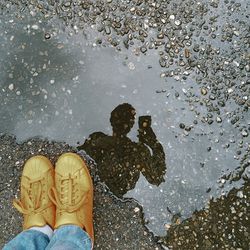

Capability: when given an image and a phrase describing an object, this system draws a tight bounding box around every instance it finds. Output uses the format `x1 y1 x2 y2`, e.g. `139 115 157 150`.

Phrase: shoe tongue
56 212 82 228
25 213 46 229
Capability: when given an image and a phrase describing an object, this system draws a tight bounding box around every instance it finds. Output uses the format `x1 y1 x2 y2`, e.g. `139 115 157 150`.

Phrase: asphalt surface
0 134 162 249
0 1 249 236
1 135 249 249
0 0 249 249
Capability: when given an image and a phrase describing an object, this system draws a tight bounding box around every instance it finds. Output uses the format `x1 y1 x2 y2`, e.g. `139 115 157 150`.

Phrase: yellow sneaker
49 153 94 242
13 155 55 229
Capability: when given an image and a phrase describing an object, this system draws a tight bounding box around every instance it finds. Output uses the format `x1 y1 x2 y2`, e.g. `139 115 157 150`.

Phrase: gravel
161 179 250 249
0 134 162 250
0 0 249 248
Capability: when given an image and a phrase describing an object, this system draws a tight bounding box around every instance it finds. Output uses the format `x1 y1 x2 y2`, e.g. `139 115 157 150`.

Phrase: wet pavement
161 178 250 249
0 0 250 249
0 135 162 249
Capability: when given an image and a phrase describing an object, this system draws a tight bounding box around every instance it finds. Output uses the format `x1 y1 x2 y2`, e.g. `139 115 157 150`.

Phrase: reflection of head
110 103 136 136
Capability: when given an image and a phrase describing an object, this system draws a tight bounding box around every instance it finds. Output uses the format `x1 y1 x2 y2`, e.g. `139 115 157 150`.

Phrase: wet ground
162 178 250 249
0 135 162 249
0 136 249 249
0 0 250 249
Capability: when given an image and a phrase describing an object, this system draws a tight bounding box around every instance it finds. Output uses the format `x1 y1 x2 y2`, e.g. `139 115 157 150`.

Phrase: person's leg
47 153 94 250
46 225 91 250
3 156 56 250
3 226 52 250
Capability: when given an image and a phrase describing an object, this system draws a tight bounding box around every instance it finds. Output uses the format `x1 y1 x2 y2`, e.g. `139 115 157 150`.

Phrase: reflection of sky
0 13 246 236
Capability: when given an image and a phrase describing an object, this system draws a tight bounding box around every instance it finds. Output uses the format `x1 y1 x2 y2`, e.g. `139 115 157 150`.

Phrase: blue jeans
3 225 92 250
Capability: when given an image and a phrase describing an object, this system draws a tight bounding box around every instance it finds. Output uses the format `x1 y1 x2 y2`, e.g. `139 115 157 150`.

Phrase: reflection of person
4 153 94 250
78 103 166 197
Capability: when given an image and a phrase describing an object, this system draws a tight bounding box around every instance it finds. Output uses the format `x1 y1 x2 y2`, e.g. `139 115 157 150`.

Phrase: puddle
0 3 249 237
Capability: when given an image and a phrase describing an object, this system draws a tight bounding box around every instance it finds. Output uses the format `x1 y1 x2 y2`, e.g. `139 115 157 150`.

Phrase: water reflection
78 103 166 197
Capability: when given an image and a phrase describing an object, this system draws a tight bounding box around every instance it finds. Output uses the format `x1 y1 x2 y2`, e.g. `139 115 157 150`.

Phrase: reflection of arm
138 128 166 185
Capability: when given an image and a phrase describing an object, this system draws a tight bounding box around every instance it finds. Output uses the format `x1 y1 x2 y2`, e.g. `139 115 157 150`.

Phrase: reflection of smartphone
139 116 151 129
